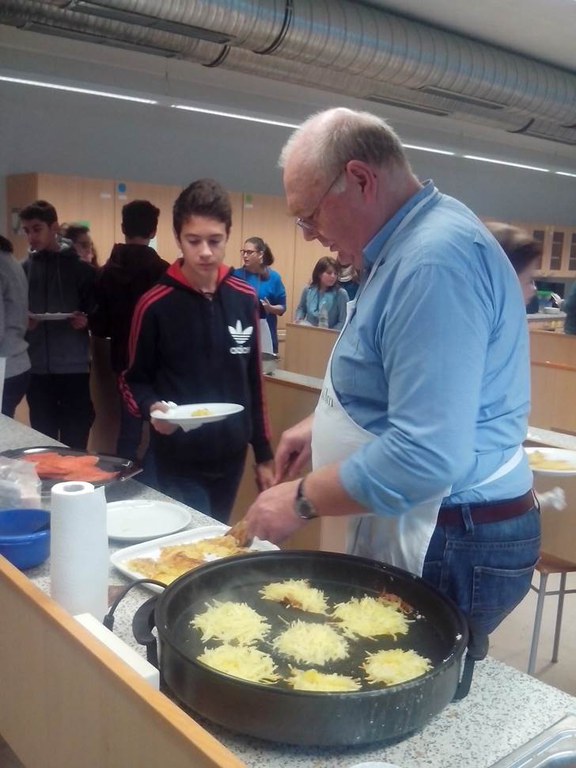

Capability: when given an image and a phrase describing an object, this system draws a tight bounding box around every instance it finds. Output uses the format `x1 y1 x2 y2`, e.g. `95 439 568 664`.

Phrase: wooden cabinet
519 222 576 277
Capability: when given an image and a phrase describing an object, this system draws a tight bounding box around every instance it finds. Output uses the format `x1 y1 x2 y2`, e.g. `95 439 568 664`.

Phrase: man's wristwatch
294 477 319 520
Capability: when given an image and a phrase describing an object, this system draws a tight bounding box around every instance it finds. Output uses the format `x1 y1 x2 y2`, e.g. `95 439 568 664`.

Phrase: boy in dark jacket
121 180 274 523
91 200 169 460
20 200 96 449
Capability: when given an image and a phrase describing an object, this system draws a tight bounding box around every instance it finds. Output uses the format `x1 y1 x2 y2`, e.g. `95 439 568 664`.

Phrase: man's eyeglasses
240 249 259 256
296 170 344 233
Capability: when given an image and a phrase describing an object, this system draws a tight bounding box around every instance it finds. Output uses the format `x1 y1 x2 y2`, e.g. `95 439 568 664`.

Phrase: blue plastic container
0 508 50 570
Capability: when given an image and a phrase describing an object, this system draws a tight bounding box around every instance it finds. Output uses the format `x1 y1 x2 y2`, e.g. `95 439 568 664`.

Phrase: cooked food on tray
191 601 271 646
272 620 349 666
198 644 279 684
22 451 119 482
362 648 432 686
126 533 252 584
527 449 576 472
286 668 361 692
259 579 329 614
331 595 410 639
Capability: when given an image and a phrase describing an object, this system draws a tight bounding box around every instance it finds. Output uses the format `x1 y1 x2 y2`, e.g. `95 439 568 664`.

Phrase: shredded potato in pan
272 620 349 666
363 648 432 686
259 579 329 614
191 600 271 646
287 668 361 692
198 644 278 684
331 595 410 639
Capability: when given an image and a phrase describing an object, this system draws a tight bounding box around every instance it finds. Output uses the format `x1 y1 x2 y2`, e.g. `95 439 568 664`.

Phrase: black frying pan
134 550 475 747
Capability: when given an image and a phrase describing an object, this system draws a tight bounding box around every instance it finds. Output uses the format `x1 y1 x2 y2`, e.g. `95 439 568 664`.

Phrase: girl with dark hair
62 224 99 267
233 236 287 353
295 256 348 330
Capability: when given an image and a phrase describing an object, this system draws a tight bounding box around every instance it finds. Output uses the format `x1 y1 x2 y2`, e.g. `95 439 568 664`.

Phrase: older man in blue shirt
241 107 539 649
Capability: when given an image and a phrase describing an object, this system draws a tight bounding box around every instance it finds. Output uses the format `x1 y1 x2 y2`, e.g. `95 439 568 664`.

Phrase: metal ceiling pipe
35 0 576 127
3 0 576 145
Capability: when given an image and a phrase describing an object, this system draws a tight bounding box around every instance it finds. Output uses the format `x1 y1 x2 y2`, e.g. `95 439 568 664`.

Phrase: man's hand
243 478 306 544
274 414 314 483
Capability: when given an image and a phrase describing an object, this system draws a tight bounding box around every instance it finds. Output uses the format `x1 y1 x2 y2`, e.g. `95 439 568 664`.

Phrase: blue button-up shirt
335 182 532 515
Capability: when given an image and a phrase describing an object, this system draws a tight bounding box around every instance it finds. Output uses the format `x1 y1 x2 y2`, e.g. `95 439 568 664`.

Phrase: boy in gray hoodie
20 200 96 449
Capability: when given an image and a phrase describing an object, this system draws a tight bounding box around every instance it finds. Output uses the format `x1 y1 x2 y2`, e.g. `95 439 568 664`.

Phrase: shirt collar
363 179 436 269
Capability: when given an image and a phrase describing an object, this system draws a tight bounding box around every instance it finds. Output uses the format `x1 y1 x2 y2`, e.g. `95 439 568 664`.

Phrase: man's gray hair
279 107 409 181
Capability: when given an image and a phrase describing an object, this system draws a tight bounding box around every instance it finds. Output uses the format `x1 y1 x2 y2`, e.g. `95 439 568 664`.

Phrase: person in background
121 179 274 524
0 235 31 417
484 221 541 307
233 236 286 354
336 252 360 300
90 199 169 462
294 255 348 330
563 282 576 335
62 224 99 267
239 107 538 655
19 200 96 449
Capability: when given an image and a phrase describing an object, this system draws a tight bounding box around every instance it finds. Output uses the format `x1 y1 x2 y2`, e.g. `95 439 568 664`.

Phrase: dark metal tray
0 446 141 496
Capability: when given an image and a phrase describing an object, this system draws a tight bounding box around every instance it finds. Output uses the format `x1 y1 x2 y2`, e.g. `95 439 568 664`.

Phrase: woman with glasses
294 256 348 331
233 236 287 353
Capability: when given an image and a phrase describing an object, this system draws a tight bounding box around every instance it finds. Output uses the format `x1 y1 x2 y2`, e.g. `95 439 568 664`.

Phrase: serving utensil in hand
228 519 253 548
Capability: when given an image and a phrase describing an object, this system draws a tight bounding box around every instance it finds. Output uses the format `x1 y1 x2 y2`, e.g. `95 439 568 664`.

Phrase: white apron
311 188 523 576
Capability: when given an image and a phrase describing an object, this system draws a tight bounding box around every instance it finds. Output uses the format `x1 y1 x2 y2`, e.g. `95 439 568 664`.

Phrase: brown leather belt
437 490 536 527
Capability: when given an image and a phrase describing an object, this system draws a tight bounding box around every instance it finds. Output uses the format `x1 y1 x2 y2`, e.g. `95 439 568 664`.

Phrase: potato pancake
331 595 410 639
272 620 349 666
363 648 432 686
198 644 278 684
259 579 329 614
191 600 271 646
286 668 361 692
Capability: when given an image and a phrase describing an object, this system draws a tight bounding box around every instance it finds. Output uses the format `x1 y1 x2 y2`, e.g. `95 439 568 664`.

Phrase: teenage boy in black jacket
91 199 169 460
121 179 274 523
20 200 96 449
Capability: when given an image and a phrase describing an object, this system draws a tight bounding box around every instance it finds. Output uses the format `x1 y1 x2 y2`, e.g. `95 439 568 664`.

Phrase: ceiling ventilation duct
3 0 576 145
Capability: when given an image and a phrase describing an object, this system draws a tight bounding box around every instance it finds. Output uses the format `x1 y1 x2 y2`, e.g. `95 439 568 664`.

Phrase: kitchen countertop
3 414 576 768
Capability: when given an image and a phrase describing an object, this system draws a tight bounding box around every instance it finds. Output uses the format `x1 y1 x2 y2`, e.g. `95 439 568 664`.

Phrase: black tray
0 446 141 496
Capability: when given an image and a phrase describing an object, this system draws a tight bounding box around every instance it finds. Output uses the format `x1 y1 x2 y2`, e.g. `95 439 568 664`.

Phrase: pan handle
132 596 159 668
452 629 488 701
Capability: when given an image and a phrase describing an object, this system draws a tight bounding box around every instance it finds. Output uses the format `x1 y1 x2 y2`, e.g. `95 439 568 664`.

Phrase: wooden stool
528 552 576 675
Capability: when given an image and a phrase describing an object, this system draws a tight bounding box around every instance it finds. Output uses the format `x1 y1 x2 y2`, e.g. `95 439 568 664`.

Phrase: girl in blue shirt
295 256 348 330
233 236 287 353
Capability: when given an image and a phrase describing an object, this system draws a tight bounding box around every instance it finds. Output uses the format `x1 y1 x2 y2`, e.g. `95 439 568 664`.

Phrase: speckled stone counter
3 415 576 768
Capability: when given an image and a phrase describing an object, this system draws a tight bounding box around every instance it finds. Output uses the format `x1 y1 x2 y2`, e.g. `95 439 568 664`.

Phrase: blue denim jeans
155 450 247 525
422 504 540 639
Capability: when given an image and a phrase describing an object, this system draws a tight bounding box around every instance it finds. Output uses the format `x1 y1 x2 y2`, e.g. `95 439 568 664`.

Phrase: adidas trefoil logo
228 320 252 354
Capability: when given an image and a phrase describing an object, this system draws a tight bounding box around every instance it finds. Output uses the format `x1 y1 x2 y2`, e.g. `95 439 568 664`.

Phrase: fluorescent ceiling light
403 143 455 156
555 171 576 178
171 104 299 128
0 75 157 104
463 154 549 172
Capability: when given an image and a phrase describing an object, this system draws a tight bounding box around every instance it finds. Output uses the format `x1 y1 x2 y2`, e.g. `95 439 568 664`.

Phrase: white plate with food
525 447 576 475
107 499 192 542
150 402 244 432
110 525 279 591
29 312 74 321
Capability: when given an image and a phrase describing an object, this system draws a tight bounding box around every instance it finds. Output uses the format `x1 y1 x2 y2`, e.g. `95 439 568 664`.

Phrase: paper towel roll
50 481 108 621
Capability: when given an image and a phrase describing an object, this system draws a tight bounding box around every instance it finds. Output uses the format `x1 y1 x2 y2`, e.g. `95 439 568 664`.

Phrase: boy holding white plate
120 179 274 523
